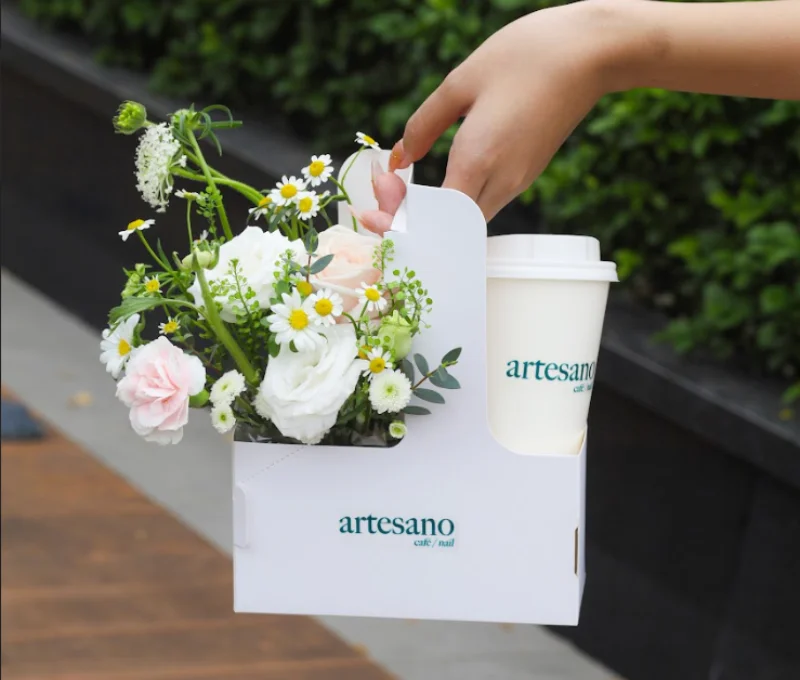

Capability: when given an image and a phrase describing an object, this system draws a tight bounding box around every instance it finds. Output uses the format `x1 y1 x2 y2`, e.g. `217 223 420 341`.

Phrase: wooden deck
1 391 394 680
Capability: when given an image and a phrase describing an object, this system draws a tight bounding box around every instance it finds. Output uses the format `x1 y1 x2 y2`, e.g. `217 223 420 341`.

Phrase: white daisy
267 290 325 351
363 347 393 380
269 176 306 207
307 289 343 326
248 195 273 221
295 191 320 220
159 317 180 335
135 122 185 212
301 154 334 186
211 403 236 434
100 314 139 379
119 218 154 242
369 369 412 414
355 132 381 150
210 369 246 406
389 421 407 439
357 282 387 314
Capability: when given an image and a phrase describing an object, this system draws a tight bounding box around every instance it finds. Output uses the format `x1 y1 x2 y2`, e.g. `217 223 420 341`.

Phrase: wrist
581 0 667 94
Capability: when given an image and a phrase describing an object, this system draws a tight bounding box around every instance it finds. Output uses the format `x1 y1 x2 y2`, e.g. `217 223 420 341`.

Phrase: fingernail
388 140 407 172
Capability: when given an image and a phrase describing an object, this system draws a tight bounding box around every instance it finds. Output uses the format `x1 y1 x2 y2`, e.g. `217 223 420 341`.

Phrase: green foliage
19 0 800 398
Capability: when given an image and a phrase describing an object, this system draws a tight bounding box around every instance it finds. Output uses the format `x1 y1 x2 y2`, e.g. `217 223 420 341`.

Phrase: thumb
389 71 472 171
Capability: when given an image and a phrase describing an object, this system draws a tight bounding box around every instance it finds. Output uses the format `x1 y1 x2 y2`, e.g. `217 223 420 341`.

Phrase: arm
387 0 800 221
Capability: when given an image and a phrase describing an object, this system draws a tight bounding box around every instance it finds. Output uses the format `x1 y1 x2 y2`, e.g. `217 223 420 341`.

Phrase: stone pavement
1 269 617 680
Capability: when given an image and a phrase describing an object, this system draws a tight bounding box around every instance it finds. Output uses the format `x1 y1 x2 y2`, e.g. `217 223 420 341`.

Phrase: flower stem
330 177 359 231
194 265 259 385
136 231 168 270
174 167 262 204
185 129 234 241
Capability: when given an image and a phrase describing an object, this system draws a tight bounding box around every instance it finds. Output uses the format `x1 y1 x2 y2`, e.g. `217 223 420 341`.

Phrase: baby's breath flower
301 154 334 186
356 132 381 150
135 122 185 212
119 218 154 242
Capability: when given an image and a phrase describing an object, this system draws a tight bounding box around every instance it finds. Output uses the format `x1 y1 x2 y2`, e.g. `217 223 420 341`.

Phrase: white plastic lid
487 234 618 282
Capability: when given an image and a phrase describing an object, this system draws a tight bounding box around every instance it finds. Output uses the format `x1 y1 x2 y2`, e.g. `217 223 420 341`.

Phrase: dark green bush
18 0 800 401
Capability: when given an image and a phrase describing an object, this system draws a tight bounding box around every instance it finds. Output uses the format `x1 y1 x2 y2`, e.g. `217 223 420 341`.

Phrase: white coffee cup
486 234 618 455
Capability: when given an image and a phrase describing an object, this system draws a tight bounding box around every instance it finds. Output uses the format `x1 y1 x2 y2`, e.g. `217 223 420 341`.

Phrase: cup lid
487 234 618 282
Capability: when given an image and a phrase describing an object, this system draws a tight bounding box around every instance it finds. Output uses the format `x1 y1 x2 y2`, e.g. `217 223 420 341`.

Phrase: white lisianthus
135 122 186 212
254 325 363 444
210 369 246 406
188 227 306 322
211 403 236 433
369 369 412 414
100 313 139 379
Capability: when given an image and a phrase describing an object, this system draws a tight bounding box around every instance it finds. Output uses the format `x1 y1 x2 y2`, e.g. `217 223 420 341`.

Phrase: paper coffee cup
486 234 617 455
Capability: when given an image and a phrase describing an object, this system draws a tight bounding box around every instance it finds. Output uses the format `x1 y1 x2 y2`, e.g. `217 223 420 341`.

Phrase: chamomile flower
267 291 325 351
211 403 236 434
301 154 334 186
356 132 381 150
210 369 246 406
389 421 407 440
295 191 320 220
357 282 387 314
143 275 161 294
119 218 154 242
135 122 185 212
363 347 393 380
369 369 412 414
159 318 180 335
248 195 273 221
100 313 139 379
308 289 343 327
269 176 306 207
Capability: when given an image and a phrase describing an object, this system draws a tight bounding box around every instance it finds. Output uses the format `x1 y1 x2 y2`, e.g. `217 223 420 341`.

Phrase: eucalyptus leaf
442 347 462 365
403 405 431 416
414 388 445 404
400 358 415 383
414 353 429 376
309 253 334 274
429 367 460 389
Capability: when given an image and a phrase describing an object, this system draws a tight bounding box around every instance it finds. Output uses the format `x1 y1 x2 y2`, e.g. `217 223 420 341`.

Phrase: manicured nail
388 140 407 172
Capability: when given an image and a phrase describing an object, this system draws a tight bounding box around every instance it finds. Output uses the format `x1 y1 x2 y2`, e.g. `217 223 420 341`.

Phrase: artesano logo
340 515 456 549
505 359 596 392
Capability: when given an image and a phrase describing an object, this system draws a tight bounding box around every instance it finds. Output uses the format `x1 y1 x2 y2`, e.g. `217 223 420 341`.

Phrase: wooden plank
1 388 394 680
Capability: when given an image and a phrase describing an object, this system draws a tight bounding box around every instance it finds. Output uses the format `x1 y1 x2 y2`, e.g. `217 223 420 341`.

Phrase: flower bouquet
102 101 461 447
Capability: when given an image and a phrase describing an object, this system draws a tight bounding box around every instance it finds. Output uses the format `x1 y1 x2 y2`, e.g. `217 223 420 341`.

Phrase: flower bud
181 250 214 270
378 311 413 360
389 421 407 440
113 101 147 135
121 273 141 299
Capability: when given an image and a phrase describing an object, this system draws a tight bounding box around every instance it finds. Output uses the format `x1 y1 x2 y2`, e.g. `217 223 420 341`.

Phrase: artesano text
339 515 455 536
505 360 595 382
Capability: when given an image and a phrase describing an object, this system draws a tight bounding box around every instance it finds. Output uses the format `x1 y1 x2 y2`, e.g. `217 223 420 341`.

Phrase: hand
388 0 623 221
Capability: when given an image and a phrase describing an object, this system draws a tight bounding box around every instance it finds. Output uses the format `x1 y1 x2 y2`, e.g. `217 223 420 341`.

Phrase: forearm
599 0 800 99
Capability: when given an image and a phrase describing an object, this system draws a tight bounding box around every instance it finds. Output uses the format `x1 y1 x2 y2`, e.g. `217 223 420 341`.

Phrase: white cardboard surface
233 183 586 625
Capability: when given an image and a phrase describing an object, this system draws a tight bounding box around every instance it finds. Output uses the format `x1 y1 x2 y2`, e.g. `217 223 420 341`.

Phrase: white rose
189 227 306 322
254 324 363 444
311 225 382 315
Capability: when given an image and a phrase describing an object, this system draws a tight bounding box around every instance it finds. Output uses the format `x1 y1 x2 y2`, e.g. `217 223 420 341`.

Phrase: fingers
389 71 473 171
352 208 395 235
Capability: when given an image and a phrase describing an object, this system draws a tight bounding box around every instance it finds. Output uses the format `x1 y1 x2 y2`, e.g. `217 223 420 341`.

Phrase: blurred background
2 1 799 679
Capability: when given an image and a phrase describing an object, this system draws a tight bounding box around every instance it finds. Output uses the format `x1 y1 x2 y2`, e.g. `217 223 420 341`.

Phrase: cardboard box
233 181 586 625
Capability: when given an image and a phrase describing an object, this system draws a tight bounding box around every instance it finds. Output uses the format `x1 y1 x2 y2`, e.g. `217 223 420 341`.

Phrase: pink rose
311 225 383 314
116 336 206 445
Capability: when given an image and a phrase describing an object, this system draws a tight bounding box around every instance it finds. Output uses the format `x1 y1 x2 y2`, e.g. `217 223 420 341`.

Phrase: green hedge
19 0 800 402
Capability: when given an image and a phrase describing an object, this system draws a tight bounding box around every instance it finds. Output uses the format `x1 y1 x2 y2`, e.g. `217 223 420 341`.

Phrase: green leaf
400 358 415 383
414 353 429 376
441 347 462 365
414 388 444 404
156 239 172 271
403 405 431 416
109 296 165 324
309 254 334 274
759 285 790 314
268 335 280 358
429 367 460 389
303 226 319 254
